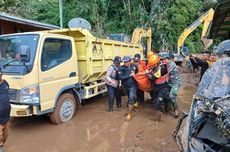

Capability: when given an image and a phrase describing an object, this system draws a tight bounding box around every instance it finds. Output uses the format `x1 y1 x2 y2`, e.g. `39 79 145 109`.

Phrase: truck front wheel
50 93 76 125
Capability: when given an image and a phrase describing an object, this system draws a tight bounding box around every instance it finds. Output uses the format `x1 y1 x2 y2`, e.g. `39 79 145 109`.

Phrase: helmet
147 51 154 58
158 52 169 60
148 55 159 66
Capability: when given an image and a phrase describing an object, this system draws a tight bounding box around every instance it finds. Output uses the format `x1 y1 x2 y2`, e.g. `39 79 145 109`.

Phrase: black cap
113 56 121 64
134 54 141 62
134 54 141 58
202 51 211 55
122 56 132 62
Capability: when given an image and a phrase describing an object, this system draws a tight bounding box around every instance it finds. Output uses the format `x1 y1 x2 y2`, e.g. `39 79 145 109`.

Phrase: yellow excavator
177 8 215 56
131 27 152 54
109 27 152 58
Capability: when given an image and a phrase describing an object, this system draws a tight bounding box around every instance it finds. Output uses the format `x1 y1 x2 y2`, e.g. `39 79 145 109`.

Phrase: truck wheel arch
54 85 82 107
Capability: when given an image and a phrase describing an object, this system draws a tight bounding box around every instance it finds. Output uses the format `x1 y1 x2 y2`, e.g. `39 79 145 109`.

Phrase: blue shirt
0 80 11 124
118 63 137 88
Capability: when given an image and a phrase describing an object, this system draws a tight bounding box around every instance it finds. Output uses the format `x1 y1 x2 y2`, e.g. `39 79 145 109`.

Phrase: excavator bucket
202 37 213 50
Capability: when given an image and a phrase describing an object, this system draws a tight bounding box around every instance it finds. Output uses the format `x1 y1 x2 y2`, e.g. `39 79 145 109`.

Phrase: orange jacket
136 60 147 72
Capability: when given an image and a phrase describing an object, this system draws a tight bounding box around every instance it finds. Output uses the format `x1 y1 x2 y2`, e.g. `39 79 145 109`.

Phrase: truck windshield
0 34 39 75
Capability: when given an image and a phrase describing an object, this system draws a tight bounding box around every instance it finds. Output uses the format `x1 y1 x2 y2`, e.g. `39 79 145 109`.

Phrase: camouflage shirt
168 60 181 91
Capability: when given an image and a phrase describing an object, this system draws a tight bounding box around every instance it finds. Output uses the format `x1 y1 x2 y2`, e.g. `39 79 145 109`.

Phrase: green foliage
0 0 214 53
0 0 21 12
151 0 203 52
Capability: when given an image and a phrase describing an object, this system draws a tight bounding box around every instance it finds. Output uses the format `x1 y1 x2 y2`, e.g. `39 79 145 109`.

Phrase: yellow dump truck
0 28 151 124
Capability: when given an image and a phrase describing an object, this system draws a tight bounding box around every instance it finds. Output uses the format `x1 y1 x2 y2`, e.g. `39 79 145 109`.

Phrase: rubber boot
126 105 134 121
133 102 139 112
173 103 179 118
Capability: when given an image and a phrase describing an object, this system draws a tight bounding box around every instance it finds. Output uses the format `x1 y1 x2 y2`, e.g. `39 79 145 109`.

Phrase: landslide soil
5 72 198 152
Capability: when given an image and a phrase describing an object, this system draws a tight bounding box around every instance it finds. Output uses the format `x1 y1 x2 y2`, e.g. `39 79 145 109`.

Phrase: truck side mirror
18 45 30 62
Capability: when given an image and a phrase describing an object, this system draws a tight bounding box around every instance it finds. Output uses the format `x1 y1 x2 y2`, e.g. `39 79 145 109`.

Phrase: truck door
38 37 78 111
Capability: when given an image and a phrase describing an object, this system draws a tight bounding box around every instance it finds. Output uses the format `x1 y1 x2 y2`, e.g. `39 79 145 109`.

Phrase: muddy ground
4 73 198 152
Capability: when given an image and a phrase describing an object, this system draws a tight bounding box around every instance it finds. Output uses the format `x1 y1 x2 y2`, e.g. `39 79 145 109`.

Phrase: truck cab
0 32 80 124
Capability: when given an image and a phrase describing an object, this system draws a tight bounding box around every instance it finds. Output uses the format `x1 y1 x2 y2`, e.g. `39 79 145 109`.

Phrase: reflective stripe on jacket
155 60 170 85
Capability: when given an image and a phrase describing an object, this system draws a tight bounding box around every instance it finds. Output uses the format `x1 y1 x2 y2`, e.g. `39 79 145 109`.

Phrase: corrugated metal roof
0 12 60 29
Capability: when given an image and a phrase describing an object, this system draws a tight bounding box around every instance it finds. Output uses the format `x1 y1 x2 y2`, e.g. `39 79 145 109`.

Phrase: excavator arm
177 8 214 55
131 28 152 56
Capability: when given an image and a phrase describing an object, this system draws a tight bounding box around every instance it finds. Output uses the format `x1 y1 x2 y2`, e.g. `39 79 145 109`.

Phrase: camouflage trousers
170 95 178 109
166 87 179 112
0 122 9 147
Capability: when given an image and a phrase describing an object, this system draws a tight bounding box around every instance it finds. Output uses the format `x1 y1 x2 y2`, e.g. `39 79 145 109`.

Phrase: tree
150 0 203 52
0 0 214 53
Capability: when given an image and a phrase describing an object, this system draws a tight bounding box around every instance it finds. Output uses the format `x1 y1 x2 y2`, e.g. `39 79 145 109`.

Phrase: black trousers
106 84 122 110
152 85 170 111
137 89 144 103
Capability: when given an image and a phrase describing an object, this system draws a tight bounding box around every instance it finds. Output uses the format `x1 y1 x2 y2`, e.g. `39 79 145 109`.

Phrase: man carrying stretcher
134 52 180 120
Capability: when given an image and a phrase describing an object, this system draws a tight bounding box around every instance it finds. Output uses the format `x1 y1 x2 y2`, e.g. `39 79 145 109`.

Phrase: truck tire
50 93 76 125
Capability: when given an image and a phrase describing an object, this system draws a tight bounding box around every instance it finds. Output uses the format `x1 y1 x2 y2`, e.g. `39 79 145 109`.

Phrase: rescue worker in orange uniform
133 54 146 72
145 54 171 119
133 54 147 105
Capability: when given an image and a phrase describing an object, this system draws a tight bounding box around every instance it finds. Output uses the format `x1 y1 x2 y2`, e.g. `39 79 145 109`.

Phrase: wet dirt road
4 73 197 152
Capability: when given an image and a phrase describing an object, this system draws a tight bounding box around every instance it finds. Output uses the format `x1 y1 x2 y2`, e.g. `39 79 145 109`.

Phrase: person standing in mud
167 53 181 117
190 51 211 81
133 54 146 107
145 54 171 120
118 56 138 121
105 56 122 112
0 67 11 152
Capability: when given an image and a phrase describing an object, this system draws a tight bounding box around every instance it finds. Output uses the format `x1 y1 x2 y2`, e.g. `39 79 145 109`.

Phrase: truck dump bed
47 28 143 84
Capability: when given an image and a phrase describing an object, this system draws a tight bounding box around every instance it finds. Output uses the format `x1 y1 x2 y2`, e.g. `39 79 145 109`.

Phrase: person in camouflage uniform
167 53 181 117
158 53 181 117
185 55 193 73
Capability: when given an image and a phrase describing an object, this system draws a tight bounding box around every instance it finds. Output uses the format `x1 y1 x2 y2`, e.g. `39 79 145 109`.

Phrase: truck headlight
19 85 40 105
